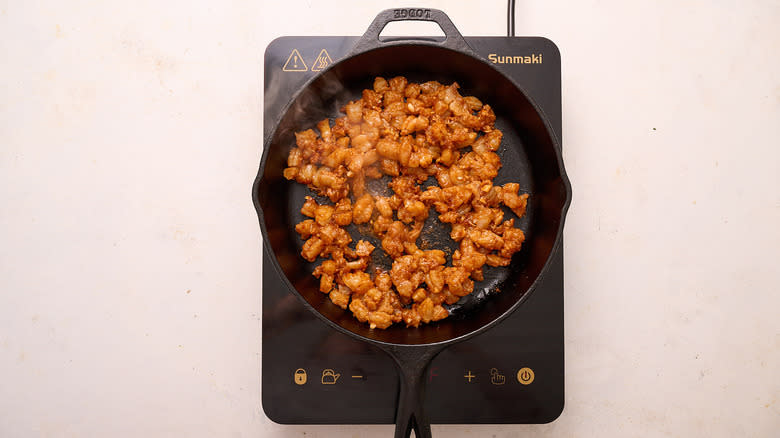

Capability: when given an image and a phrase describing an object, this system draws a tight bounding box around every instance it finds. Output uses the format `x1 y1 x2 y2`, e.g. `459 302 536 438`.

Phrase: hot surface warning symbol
311 49 333 72
282 49 307 72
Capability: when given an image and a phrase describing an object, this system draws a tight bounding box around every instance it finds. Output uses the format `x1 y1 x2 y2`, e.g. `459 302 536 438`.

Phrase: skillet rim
252 40 572 348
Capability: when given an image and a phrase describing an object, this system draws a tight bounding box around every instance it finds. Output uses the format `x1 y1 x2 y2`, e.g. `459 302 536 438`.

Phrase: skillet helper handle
384 345 444 438
351 8 474 55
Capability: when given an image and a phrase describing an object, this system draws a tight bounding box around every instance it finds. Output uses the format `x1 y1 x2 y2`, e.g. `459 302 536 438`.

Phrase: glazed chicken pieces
283 76 528 329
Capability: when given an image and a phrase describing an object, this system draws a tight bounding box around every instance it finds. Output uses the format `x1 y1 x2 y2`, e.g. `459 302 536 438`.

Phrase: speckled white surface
1 0 778 437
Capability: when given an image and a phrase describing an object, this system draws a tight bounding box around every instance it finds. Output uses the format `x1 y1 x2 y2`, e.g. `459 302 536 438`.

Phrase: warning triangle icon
311 49 333 72
282 49 307 72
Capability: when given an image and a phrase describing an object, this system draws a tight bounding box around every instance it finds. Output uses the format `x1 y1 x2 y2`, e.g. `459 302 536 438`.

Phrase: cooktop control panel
261 36 563 424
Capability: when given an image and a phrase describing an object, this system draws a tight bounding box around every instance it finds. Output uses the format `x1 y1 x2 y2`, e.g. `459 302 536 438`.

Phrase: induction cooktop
261 35 564 425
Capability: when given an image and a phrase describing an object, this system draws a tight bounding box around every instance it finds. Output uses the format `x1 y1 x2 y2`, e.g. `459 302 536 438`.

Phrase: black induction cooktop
261 35 563 425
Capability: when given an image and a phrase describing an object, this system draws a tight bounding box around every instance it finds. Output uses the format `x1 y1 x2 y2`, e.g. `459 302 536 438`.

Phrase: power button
517 367 534 385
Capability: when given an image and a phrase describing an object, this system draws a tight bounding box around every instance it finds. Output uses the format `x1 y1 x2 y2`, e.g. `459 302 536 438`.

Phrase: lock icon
293 368 307 385
321 369 340 385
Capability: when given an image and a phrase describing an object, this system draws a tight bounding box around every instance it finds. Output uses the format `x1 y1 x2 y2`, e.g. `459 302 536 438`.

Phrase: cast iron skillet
253 9 571 438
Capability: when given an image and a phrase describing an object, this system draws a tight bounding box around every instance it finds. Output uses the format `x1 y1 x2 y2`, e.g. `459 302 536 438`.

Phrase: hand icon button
489 368 506 385
321 369 341 384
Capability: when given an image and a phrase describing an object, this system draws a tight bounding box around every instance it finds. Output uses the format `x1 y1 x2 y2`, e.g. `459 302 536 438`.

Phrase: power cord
507 0 516 37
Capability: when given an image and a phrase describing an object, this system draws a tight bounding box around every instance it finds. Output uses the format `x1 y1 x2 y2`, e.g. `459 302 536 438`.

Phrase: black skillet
253 9 571 438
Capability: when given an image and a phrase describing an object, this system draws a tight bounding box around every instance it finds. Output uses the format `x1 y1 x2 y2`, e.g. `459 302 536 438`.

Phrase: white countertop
1 0 778 436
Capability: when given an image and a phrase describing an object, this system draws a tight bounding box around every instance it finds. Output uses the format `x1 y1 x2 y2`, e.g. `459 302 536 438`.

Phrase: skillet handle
351 8 475 56
382 345 445 438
